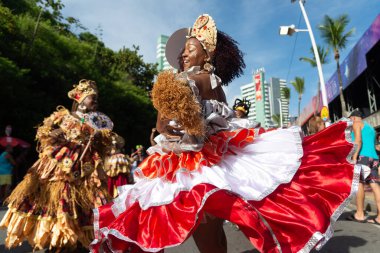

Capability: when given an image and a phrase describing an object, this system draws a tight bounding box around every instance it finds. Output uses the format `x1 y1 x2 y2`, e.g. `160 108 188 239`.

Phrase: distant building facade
157 35 170 71
240 69 289 128
241 68 272 128
269 77 289 126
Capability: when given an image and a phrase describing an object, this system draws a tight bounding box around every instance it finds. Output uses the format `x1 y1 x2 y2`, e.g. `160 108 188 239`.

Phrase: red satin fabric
92 184 279 253
107 174 129 197
249 121 354 252
91 121 355 253
137 128 259 181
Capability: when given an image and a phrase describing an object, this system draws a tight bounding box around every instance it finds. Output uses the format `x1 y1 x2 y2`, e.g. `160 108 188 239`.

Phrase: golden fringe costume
104 135 131 198
0 80 124 251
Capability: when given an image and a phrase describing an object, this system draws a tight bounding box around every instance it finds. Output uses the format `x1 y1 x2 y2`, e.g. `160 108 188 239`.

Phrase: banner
255 73 262 101
326 14 380 103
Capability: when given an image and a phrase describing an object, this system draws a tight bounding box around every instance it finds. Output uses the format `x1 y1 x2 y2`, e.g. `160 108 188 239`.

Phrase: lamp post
280 0 329 121
277 98 283 128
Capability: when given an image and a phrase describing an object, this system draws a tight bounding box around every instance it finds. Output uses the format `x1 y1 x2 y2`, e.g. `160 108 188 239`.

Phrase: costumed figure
104 135 131 198
0 80 124 251
90 15 362 253
233 98 251 119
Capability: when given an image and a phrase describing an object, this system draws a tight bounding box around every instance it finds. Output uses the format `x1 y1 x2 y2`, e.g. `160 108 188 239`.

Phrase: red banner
255 73 262 101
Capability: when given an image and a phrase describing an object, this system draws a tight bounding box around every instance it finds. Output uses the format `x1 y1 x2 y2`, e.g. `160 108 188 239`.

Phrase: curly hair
213 31 245 85
176 31 245 86
151 71 205 137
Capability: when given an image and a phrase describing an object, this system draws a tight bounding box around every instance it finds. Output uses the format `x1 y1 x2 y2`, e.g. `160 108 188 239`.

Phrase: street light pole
296 0 329 112
277 98 283 128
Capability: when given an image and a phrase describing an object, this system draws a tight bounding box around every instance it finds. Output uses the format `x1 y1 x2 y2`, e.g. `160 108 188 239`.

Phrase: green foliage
0 1 158 153
290 77 305 117
318 14 355 116
319 14 355 56
271 114 281 127
281 87 291 101
299 45 329 67
290 77 305 95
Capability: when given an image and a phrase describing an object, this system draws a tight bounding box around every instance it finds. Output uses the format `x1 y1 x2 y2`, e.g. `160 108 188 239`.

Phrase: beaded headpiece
234 106 247 114
68 79 98 103
188 14 217 54
233 98 251 116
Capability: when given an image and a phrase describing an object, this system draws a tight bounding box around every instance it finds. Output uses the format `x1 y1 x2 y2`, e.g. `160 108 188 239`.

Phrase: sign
325 15 380 103
320 106 329 122
254 73 262 101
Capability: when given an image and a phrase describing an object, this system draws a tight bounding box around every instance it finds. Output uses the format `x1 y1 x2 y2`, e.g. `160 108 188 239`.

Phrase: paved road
1 206 380 253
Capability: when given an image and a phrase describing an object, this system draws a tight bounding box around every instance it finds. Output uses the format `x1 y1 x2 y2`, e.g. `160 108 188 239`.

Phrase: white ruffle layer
111 127 303 217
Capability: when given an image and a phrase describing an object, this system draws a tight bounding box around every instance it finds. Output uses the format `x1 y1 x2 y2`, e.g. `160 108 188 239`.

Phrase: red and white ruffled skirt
90 120 359 253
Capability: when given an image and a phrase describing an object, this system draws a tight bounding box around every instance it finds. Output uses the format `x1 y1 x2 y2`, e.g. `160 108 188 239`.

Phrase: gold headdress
235 106 247 114
188 14 217 54
233 98 251 116
68 79 98 103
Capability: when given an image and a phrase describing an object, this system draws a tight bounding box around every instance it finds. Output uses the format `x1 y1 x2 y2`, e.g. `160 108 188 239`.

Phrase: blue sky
61 0 379 116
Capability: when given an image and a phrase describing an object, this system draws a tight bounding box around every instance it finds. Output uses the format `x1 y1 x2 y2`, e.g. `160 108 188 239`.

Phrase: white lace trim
112 127 303 216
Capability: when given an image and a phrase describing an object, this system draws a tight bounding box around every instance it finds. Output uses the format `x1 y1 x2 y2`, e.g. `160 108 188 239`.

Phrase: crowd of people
0 13 378 253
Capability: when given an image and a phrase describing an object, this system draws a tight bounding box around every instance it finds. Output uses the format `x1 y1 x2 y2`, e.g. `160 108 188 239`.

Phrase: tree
272 114 281 127
299 45 329 115
281 87 291 101
318 14 354 117
281 87 291 123
0 1 158 153
290 77 305 117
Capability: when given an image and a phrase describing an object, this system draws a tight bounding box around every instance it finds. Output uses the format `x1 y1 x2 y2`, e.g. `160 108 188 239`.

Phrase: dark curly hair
176 30 245 86
213 31 245 85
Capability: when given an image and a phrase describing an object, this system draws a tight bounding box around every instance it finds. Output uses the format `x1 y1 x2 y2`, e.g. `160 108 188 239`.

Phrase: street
1 205 379 253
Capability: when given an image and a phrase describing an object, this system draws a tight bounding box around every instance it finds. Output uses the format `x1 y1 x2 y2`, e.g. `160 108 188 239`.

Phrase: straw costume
0 80 123 251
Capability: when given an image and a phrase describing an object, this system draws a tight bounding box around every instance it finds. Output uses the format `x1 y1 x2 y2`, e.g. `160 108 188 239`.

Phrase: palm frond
299 56 317 67
272 114 281 126
281 87 291 100
290 76 305 95
318 14 354 50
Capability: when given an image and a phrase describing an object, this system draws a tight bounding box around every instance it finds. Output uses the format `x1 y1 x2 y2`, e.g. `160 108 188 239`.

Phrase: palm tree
281 87 291 124
290 77 305 117
319 14 354 117
299 45 329 115
272 114 281 127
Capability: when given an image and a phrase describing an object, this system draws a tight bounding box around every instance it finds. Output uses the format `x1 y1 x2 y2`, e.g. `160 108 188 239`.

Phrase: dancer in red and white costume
91 14 361 253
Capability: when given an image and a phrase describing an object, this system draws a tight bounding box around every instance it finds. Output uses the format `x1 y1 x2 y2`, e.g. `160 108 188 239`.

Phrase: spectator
348 109 380 225
150 128 158 146
0 146 16 204
308 116 325 135
232 98 251 119
130 145 146 182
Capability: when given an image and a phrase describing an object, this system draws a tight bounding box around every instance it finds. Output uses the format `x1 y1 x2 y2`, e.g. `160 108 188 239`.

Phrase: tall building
156 35 170 71
240 68 272 128
240 83 256 122
269 78 289 126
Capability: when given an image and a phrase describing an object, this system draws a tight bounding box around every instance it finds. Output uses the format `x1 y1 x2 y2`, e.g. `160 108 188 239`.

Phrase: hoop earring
203 62 214 72
78 104 87 111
